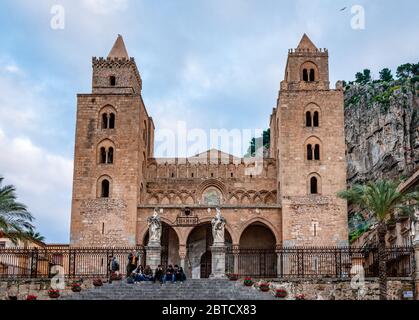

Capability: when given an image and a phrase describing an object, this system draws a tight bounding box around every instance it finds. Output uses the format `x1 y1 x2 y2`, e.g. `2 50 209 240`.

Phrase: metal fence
0 245 414 280
225 246 415 279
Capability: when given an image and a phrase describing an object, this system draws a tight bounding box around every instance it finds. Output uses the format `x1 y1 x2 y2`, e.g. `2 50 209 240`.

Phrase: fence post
30 248 38 279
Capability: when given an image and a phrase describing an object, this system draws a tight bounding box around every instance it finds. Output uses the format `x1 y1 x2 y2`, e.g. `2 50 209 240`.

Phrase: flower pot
260 286 270 292
8 296 18 301
93 279 103 287
49 292 60 299
274 289 288 299
244 281 253 287
71 287 82 293
26 295 38 301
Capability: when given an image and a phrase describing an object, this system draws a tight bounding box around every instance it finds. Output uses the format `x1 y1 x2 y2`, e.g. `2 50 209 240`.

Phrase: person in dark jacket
163 265 175 284
154 265 164 284
175 266 187 282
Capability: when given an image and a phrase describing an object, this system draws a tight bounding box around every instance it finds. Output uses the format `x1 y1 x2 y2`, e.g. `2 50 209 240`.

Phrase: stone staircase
62 279 277 300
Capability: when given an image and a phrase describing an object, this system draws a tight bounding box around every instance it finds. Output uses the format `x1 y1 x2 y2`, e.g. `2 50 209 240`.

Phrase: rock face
344 80 419 186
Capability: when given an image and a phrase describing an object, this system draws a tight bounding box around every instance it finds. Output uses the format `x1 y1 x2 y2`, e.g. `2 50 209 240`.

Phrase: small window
191 173 194 178
303 69 309 82
309 69 315 82
211 173 214 178
231 172 234 178
310 177 318 194
108 147 114 164
109 113 115 129
307 144 313 161
314 145 320 161
306 111 312 127
102 114 108 129
100 147 107 164
101 180 110 198
313 111 319 127
171 173 175 178
110 76 116 86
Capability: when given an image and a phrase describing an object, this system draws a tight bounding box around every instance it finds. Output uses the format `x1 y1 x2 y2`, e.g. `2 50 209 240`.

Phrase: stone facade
70 34 348 277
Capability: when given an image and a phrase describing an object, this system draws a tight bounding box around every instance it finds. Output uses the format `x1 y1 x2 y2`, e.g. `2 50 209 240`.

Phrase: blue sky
0 0 418 243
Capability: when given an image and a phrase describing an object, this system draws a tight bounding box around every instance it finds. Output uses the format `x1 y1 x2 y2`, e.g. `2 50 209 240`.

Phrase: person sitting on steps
163 264 175 284
143 265 154 281
175 266 187 283
154 265 164 284
132 265 144 283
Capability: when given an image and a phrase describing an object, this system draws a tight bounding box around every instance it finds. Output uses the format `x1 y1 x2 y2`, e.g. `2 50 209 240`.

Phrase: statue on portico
147 208 162 245
211 208 226 245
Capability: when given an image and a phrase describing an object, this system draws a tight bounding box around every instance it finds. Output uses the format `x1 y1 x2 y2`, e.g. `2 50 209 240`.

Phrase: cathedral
70 34 348 278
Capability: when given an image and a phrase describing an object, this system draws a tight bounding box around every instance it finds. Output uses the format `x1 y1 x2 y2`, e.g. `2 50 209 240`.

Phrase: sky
0 0 418 243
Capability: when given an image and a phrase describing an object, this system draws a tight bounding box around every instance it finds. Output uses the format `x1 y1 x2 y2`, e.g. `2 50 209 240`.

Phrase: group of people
122 252 187 284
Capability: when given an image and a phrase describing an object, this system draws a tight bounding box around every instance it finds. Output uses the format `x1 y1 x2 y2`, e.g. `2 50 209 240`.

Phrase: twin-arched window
307 144 320 161
306 111 319 127
102 113 115 129
99 147 114 164
302 68 315 82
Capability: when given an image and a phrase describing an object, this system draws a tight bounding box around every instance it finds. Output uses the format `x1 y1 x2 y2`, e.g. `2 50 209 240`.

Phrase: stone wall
269 278 414 300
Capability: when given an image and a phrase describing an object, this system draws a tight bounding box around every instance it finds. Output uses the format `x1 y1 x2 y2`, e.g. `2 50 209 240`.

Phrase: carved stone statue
147 209 162 245
211 208 226 245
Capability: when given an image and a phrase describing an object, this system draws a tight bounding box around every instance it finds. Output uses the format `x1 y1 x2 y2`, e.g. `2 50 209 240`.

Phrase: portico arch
186 222 232 279
238 218 280 246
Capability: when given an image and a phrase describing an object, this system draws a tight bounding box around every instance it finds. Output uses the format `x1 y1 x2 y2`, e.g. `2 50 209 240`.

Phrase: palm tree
26 230 45 243
338 180 418 300
0 176 34 244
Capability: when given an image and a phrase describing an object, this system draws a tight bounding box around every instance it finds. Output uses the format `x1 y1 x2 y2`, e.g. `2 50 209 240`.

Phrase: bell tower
271 34 348 247
70 35 154 247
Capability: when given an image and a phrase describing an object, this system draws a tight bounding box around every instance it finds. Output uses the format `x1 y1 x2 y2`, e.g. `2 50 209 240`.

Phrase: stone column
210 244 227 279
179 245 187 271
146 243 161 271
233 245 239 275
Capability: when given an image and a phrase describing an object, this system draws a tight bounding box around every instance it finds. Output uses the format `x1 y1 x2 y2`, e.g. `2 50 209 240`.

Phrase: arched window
309 69 315 82
101 179 110 198
110 76 116 86
310 177 318 194
108 147 114 164
313 111 319 127
109 113 115 129
307 144 313 160
306 111 312 127
303 69 309 82
100 147 107 164
314 144 320 160
102 114 108 129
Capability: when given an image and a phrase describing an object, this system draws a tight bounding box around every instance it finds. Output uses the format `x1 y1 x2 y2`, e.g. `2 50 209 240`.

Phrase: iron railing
0 245 414 280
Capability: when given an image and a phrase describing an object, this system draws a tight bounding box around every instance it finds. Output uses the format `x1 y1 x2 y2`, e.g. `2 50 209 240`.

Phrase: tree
0 176 34 244
26 230 45 242
379 68 393 82
396 63 413 80
355 69 372 84
246 129 270 157
338 180 418 300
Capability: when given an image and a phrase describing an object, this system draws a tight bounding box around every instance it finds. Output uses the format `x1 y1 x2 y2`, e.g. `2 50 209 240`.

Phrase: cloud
0 129 73 243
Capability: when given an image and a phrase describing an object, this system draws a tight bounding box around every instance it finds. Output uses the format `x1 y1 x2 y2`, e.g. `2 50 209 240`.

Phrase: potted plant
275 289 288 299
243 277 253 287
227 273 239 281
48 289 60 299
294 294 305 300
8 295 18 301
26 295 38 301
93 279 103 287
71 283 82 292
110 272 122 281
259 282 270 292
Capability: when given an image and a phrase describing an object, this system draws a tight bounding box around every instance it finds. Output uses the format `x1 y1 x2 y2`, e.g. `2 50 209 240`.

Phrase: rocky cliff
344 80 419 186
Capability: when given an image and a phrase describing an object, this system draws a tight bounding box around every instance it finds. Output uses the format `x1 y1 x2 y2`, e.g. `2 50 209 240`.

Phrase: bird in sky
340 7 347 11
